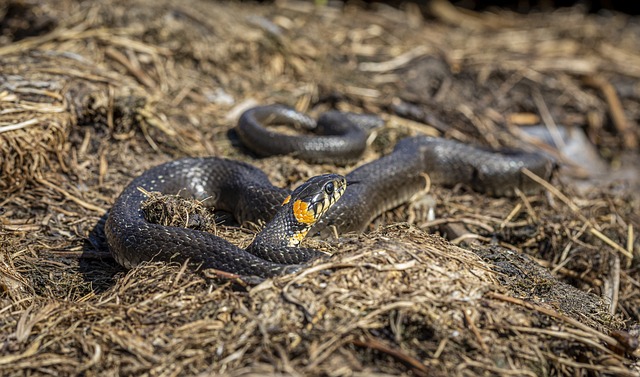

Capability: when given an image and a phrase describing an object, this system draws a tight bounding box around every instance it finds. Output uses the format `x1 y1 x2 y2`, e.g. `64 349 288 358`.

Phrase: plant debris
1 0 639 376
140 188 218 233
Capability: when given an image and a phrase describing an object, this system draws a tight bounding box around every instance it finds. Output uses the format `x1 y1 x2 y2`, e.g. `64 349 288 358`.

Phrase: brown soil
1 1 639 376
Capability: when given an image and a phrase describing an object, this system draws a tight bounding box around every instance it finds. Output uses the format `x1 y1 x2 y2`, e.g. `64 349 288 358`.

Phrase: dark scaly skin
311 136 555 237
105 157 345 278
236 105 384 164
237 106 554 238
105 106 555 278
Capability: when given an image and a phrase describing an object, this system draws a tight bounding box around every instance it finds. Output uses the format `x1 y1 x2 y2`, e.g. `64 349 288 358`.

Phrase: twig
171 260 190 289
532 87 566 150
458 356 537 377
428 0 512 30
521 168 591 225
358 46 430 72
627 224 635 268
2 224 41 232
583 75 637 149
500 202 522 229
604 255 620 315
463 309 489 353
487 292 621 350
351 336 428 377
432 337 448 359
514 188 538 222
544 352 636 376
0 119 41 134
36 178 105 213
420 217 495 233
628 225 634 256
522 168 632 260
105 47 156 89
590 228 633 260
450 233 491 245
510 326 621 358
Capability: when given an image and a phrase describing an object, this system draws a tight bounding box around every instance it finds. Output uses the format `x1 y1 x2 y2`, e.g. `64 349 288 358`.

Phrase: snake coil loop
104 105 555 280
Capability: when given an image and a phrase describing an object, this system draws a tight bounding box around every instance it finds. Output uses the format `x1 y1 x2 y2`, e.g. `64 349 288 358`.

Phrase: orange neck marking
292 200 315 224
282 195 291 205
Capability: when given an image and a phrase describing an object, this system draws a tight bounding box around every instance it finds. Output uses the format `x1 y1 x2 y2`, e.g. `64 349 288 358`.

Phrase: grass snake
105 105 555 280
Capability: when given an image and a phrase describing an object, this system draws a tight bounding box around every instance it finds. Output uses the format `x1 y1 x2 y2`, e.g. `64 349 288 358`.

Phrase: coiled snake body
105 105 555 279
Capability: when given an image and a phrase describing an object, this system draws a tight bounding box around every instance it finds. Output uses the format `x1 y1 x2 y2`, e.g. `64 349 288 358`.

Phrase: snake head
283 174 347 226
256 174 347 250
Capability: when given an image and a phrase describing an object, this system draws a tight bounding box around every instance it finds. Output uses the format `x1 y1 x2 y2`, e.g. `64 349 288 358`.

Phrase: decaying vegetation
1 0 639 375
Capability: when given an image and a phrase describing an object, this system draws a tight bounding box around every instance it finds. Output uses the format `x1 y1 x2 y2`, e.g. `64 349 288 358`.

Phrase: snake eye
324 181 335 196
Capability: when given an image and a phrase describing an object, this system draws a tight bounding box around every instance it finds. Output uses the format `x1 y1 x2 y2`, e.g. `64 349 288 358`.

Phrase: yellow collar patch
288 230 307 246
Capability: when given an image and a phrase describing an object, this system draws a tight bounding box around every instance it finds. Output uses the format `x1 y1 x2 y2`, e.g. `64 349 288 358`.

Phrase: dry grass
1 227 633 376
1 0 639 375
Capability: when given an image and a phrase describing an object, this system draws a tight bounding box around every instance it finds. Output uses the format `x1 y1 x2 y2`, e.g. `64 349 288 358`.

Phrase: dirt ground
1 0 640 376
